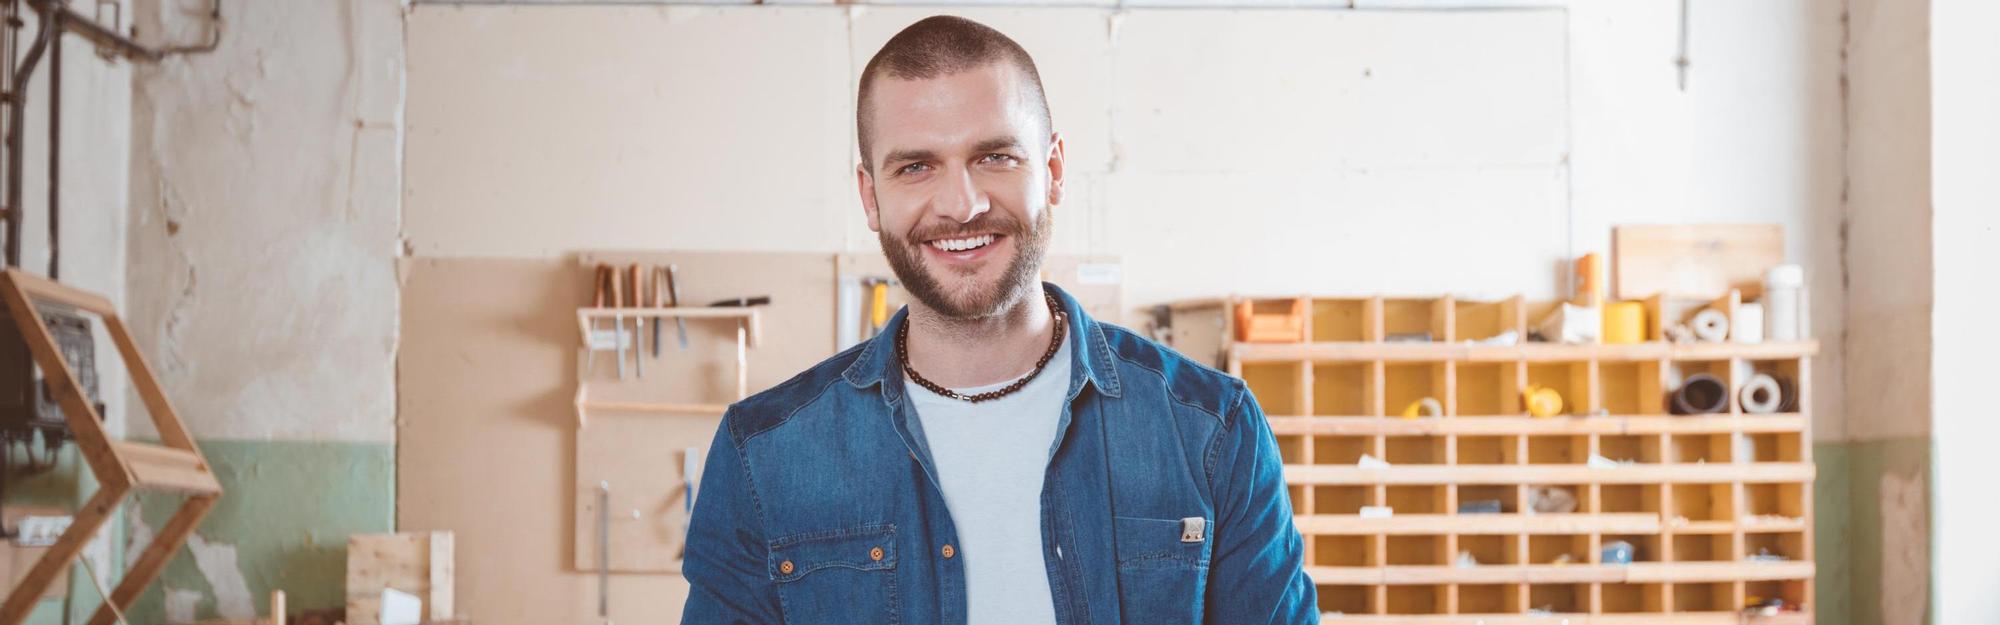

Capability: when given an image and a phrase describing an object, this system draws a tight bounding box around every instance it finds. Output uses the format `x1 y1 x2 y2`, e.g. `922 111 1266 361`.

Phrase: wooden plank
1267 415 1807 437
113 442 223 494
0 268 116 316
1 488 123 625
1282 462 1814 486
0 507 73 603
347 532 455 625
1611 224 1784 300
1294 513 1660 535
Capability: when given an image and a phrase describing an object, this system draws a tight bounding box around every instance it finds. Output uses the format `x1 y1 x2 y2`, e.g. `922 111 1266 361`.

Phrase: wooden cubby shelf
1220 295 1818 624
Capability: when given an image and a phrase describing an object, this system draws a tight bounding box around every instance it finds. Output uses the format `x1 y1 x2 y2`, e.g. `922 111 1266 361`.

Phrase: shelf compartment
1527 485 1588 515
1275 434 1306 465
1384 363 1449 419
1457 583 1522 614
1673 533 1733 562
1458 534 1519 566
1382 297 1451 342
1311 298 1373 343
1601 583 1665 614
1388 485 1448 515
1669 433 1732 464
1241 362 1304 415
1528 435 1585 465
1742 358 1804 413
1600 534 1661 564
1674 581 1737 612
1315 436 1374 466
1315 534 1375 567
1599 434 1662 464
1743 532 1807 562
1314 363 1374 416
1287 484 1308 516
1387 535 1448 565
1385 585 1448 615
1456 435 1518 465
1672 483 1737 523
1744 482 1808 518
1528 583 1585 614
1744 579 1808 610
1528 534 1589 566
1744 432 1804 463
1453 296 1524 345
1454 362 1518 416
1294 513 1660 536
1457 484 1517 515
1524 361 1591 416
1283 463 1814 486
1317 584 1374 616
1313 485 1373 515
1600 359 1666 415
1668 360 1735 415
1601 484 1661 514
1385 435 1448 465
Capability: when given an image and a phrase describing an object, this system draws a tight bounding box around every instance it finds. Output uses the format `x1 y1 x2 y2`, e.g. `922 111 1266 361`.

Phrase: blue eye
897 163 931 176
981 154 1018 165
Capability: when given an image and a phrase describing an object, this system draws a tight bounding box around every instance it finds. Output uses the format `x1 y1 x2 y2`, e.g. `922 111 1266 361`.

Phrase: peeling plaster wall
122 0 406 619
1839 0 1934 623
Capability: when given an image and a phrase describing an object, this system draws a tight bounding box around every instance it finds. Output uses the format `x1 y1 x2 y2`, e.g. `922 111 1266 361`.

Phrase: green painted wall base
124 440 393 624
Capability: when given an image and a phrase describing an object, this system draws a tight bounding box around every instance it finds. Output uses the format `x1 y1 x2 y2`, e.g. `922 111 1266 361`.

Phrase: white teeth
930 234 996 252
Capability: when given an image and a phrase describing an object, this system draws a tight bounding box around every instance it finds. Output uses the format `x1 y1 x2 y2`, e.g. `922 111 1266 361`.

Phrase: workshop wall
4 5 136 624
121 0 404 621
396 4 1853 625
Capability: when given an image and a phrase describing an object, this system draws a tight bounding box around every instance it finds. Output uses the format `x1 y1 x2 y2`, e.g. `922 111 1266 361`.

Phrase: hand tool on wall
628 264 644 378
708 296 770 307
863 277 892 339
598 481 612 625
587 264 619 376
650 265 666 358
667 264 688 350
609 266 626 379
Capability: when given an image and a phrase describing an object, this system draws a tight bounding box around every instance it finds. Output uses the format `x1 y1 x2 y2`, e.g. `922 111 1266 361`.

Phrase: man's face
858 62 1065 320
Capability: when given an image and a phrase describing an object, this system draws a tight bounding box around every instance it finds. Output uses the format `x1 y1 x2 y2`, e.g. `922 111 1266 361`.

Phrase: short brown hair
856 16 1051 171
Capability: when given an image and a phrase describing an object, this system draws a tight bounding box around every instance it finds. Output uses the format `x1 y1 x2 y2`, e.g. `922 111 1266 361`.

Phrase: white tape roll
1740 373 1784 414
1734 303 1765 343
1691 309 1731 343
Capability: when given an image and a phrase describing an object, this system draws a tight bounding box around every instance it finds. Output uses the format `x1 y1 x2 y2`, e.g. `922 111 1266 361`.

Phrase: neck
903 285 1058 389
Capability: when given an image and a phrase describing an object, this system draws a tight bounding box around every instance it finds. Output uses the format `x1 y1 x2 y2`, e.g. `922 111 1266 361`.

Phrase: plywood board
400 257 694 625
346 531 453 625
570 252 836 573
0 507 71 602
1613 225 1784 300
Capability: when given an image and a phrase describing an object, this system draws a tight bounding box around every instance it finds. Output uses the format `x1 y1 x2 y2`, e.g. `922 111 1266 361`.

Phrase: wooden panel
346 532 454 625
1612 225 1784 300
0 507 72 603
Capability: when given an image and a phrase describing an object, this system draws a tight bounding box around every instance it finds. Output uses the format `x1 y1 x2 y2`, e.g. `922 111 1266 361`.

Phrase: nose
933 164 990 223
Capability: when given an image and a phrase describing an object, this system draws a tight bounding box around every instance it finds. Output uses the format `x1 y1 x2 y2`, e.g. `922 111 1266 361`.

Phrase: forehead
868 63 1040 162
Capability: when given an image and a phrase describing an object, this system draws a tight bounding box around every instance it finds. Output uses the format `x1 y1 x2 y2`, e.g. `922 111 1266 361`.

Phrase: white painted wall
1929 0 2000 620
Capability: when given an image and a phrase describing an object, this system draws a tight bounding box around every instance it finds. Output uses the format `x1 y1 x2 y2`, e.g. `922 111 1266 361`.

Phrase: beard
878 203 1053 320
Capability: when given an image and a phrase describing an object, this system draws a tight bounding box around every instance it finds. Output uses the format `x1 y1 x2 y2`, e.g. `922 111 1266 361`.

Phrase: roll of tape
1671 373 1730 415
1740 373 1783 414
1523 385 1564 418
1691 309 1730 343
1400 397 1444 419
1602 302 1646 344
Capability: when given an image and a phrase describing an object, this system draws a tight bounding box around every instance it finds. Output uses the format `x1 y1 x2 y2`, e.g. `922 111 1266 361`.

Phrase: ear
857 163 882 232
1045 131 1067 207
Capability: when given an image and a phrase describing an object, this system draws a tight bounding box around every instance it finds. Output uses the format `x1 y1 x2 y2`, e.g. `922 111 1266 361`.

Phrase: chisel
667 264 688 350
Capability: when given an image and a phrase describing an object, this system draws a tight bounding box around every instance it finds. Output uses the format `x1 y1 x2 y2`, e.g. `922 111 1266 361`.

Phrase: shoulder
1095 321 1249 425
722 340 872 445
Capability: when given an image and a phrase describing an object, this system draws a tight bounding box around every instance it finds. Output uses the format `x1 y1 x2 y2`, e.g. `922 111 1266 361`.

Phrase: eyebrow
879 137 1027 170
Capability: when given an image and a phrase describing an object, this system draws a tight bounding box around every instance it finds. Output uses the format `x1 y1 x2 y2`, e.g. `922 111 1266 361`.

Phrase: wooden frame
0 269 223 625
1228 294 1816 624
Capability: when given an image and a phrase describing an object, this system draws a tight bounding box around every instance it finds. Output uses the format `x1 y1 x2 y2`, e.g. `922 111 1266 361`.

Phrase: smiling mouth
926 233 999 253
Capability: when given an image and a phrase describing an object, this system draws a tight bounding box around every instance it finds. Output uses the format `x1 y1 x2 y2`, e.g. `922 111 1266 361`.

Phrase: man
681 15 1315 625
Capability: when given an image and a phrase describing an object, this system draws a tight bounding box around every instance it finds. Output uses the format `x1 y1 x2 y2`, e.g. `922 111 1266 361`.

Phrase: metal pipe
24 0 155 62
3 10 52 269
45 8 56 279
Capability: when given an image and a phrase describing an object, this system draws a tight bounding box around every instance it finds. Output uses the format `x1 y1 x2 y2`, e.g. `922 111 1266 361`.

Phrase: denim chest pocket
1113 516 1211 624
768 524 899 624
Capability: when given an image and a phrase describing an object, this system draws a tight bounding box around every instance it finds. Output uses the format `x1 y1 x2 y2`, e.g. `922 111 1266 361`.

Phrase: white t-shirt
904 335 1071 625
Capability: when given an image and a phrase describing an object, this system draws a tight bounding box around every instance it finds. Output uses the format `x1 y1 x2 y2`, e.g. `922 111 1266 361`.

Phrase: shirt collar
841 281 1123 402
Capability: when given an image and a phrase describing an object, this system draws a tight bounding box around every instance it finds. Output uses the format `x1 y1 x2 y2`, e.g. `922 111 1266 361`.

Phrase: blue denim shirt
681 284 1316 624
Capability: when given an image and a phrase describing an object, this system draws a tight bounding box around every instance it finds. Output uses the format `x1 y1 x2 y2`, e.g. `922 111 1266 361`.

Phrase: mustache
904 211 1030 243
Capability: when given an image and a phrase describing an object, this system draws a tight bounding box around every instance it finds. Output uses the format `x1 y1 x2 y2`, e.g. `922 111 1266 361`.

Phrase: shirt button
870 547 885 561
941 544 956 559
779 560 795 574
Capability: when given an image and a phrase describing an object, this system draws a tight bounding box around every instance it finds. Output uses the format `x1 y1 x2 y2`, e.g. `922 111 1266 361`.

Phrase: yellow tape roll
1602 301 1646 345
1400 398 1443 420
1523 385 1564 418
